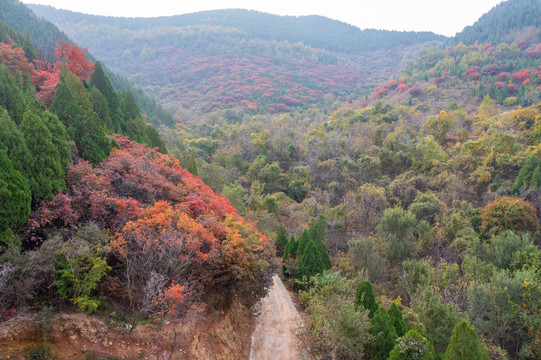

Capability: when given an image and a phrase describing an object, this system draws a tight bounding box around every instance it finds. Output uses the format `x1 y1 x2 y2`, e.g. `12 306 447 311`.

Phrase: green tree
513 154 541 194
50 81 81 137
0 150 31 238
378 207 418 267
309 215 331 269
366 306 398 360
300 240 325 280
355 280 378 317
388 329 436 360
409 193 441 224
75 112 114 166
22 34 37 62
275 225 288 257
283 235 298 260
0 63 27 124
0 107 33 179
89 86 113 131
296 229 310 258
20 111 64 205
185 150 199 176
388 302 407 337
90 62 122 132
41 111 70 175
444 320 489 360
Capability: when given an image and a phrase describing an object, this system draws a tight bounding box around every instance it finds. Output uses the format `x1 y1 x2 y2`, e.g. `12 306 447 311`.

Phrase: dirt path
249 274 302 360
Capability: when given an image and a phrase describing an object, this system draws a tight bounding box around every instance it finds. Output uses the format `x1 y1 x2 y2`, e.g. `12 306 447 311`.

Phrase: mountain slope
28 6 445 54
453 0 541 45
29 5 444 114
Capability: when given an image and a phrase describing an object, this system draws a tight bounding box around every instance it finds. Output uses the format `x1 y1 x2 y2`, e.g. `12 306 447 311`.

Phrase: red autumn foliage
515 40 529 51
507 83 518 93
0 42 35 78
497 72 510 81
433 77 445 86
55 39 94 81
23 136 276 312
512 70 530 82
493 81 505 89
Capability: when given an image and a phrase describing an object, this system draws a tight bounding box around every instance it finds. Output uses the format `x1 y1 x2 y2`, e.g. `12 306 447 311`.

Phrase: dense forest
1 0 541 359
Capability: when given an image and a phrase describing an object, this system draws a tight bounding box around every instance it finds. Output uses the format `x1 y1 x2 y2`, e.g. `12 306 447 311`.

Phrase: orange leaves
0 42 35 77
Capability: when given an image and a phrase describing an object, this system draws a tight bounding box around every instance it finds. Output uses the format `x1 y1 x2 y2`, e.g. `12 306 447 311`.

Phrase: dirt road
249 275 302 360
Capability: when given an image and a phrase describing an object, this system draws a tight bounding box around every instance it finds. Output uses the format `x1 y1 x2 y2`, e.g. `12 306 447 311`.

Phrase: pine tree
89 87 113 131
20 110 64 205
22 35 37 62
388 302 408 337
0 150 31 234
299 240 325 280
41 111 71 175
76 112 114 166
185 150 199 176
355 280 378 317
283 235 297 260
444 320 489 360
0 108 33 180
50 81 81 138
275 226 288 257
308 215 331 269
0 63 27 124
296 229 310 257
366 306 398 360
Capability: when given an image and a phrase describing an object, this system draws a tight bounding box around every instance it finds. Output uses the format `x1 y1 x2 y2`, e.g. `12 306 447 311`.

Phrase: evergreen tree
0 63 27 124
20 110 64 205
89 86 113 132
299 240 325 280
120 91 141 122
308 215 331 269
76 112 114 166
355 280 378 317
275 225 288 257
50 81 81 138
0 107 33 179
185 150 199 176
444 320 489 360
90 62 119 116
22 34 37 62
61 67 92 114
366 306 398 360
0 150 31 234
283 235 297 260
41 111 70 175
296 229 310 257
308 215 327 243
388 302 408 337
144 124 167 154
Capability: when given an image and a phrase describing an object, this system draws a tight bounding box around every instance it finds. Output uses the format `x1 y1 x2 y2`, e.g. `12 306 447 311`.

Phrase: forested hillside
0 2 275 358
29 5 444 114
1 0 541 359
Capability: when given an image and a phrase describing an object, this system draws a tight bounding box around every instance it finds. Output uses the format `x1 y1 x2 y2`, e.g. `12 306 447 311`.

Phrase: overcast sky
22 0 505 37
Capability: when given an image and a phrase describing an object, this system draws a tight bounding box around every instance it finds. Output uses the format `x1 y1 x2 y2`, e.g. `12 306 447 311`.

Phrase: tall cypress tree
296 229 310 258
0 63 27 124
366 306 398 360
50 82 81 138
355 280 378 317
275 226 288 257
308 215 331 269
0 150 31 234
0 107 33 180
299 240 325 280
444 320 489 360
41 111 70 175
388 302 408 337
76 112 114 166
20 111 64 205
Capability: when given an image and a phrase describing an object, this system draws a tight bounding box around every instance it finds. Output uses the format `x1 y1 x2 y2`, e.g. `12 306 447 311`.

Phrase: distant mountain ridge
453 0 541 45
28 6 446 53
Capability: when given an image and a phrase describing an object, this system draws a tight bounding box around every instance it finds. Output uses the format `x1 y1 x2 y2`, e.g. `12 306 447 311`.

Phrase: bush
299 272 371 360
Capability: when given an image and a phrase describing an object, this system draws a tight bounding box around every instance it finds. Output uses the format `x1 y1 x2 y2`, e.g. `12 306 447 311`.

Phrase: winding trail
249 275 302 360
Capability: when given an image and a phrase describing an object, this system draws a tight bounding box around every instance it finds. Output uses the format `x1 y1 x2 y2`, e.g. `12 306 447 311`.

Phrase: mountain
0 0 174 126
28 5 445 113
453 0 541 45
28 6 445 54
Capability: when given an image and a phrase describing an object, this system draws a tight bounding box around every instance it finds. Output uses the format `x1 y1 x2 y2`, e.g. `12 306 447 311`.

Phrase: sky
21 0 505 37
